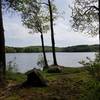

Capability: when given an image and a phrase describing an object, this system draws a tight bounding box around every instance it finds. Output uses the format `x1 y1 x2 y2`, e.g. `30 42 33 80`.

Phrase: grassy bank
0 67 100 100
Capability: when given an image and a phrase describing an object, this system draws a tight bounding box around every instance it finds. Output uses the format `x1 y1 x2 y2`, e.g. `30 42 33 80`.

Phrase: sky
3 0 99 47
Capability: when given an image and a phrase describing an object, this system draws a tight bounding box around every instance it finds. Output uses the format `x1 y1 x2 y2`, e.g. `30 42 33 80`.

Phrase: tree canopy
71 0 99 36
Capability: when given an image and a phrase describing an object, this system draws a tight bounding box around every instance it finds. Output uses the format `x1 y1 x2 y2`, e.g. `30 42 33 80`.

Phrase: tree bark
99 19 100 60
48 0 57 65
98 0 100 59
0 0 6 85
40 33 48 69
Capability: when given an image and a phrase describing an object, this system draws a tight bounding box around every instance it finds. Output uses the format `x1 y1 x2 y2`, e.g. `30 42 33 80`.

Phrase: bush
79 53 100 80
7 57 18 73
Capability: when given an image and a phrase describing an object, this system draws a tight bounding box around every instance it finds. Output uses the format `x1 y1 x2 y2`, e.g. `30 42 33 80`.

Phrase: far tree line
6 45 99 53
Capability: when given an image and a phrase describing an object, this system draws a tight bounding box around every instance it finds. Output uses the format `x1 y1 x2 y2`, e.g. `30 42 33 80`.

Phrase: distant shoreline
6 44 99 53
6 52 97 53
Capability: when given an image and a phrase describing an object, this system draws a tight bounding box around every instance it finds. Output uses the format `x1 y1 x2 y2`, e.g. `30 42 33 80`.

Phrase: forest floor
0 67 100 100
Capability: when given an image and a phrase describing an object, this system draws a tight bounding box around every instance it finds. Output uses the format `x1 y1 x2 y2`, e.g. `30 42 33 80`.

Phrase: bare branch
83 6 99 15
90 6 99 11
40 2 49 6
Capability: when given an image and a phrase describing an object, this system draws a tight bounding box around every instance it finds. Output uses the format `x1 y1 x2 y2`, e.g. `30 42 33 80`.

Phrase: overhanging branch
83 5 99 15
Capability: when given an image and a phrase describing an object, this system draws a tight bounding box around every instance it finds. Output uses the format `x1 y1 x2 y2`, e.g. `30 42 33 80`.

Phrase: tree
20 1 49 69
6 0 58 66
71 0 99 56
0 0 6 86
48 0 57 65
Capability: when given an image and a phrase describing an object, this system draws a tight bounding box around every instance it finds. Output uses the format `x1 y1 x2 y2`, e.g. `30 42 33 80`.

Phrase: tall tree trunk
98 0 100 59
40 33 48 69
0 0 6 85
99 22 100 60
48 0 57 65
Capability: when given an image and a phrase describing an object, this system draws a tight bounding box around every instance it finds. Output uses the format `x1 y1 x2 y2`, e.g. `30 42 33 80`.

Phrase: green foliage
64 45 99 52
6 59 26 83
6 71 26 83
5 95 20 100
2 67 100 100
5 46 59 53
5 44 99 53
64 45 92 52
5 0 58 34
79 53 100 80
6 58 26 83
6 47 16 53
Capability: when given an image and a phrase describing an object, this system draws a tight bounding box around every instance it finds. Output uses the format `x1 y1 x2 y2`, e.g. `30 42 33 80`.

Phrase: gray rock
22 68 47 87
47 66 62 73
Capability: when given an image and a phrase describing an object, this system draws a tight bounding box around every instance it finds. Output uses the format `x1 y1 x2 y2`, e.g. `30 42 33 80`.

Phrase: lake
6 52 95 73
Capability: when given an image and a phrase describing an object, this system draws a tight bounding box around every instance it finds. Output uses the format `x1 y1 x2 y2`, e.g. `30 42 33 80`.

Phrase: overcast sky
3 0 99 47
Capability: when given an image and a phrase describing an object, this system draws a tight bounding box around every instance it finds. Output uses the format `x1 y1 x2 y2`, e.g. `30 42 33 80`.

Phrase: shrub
79 53 100 80
7 57 18 73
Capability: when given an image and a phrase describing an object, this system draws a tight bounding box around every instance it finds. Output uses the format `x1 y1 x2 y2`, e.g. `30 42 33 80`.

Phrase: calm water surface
6 52 95 73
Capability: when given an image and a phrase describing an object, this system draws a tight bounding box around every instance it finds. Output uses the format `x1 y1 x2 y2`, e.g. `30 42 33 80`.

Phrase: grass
0 67 100 100
6 71 27 84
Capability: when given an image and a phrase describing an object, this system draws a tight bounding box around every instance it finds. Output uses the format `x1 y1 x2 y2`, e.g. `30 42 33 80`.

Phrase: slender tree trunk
0 0 6 85
98 0 100 59
99 21 100 60
40 33 48 69
48 0 57 65
98 0 100 60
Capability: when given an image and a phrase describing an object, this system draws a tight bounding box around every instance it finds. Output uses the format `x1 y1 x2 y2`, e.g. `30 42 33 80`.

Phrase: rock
47 66 62 73
22 68 47 87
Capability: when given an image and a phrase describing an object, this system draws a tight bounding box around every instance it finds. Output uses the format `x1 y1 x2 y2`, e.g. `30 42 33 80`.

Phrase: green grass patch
1 67 100 100
6 71 27 83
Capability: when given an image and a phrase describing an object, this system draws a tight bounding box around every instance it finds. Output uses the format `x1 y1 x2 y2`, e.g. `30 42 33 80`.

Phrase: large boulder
47 66 63 73
22 68 47 87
